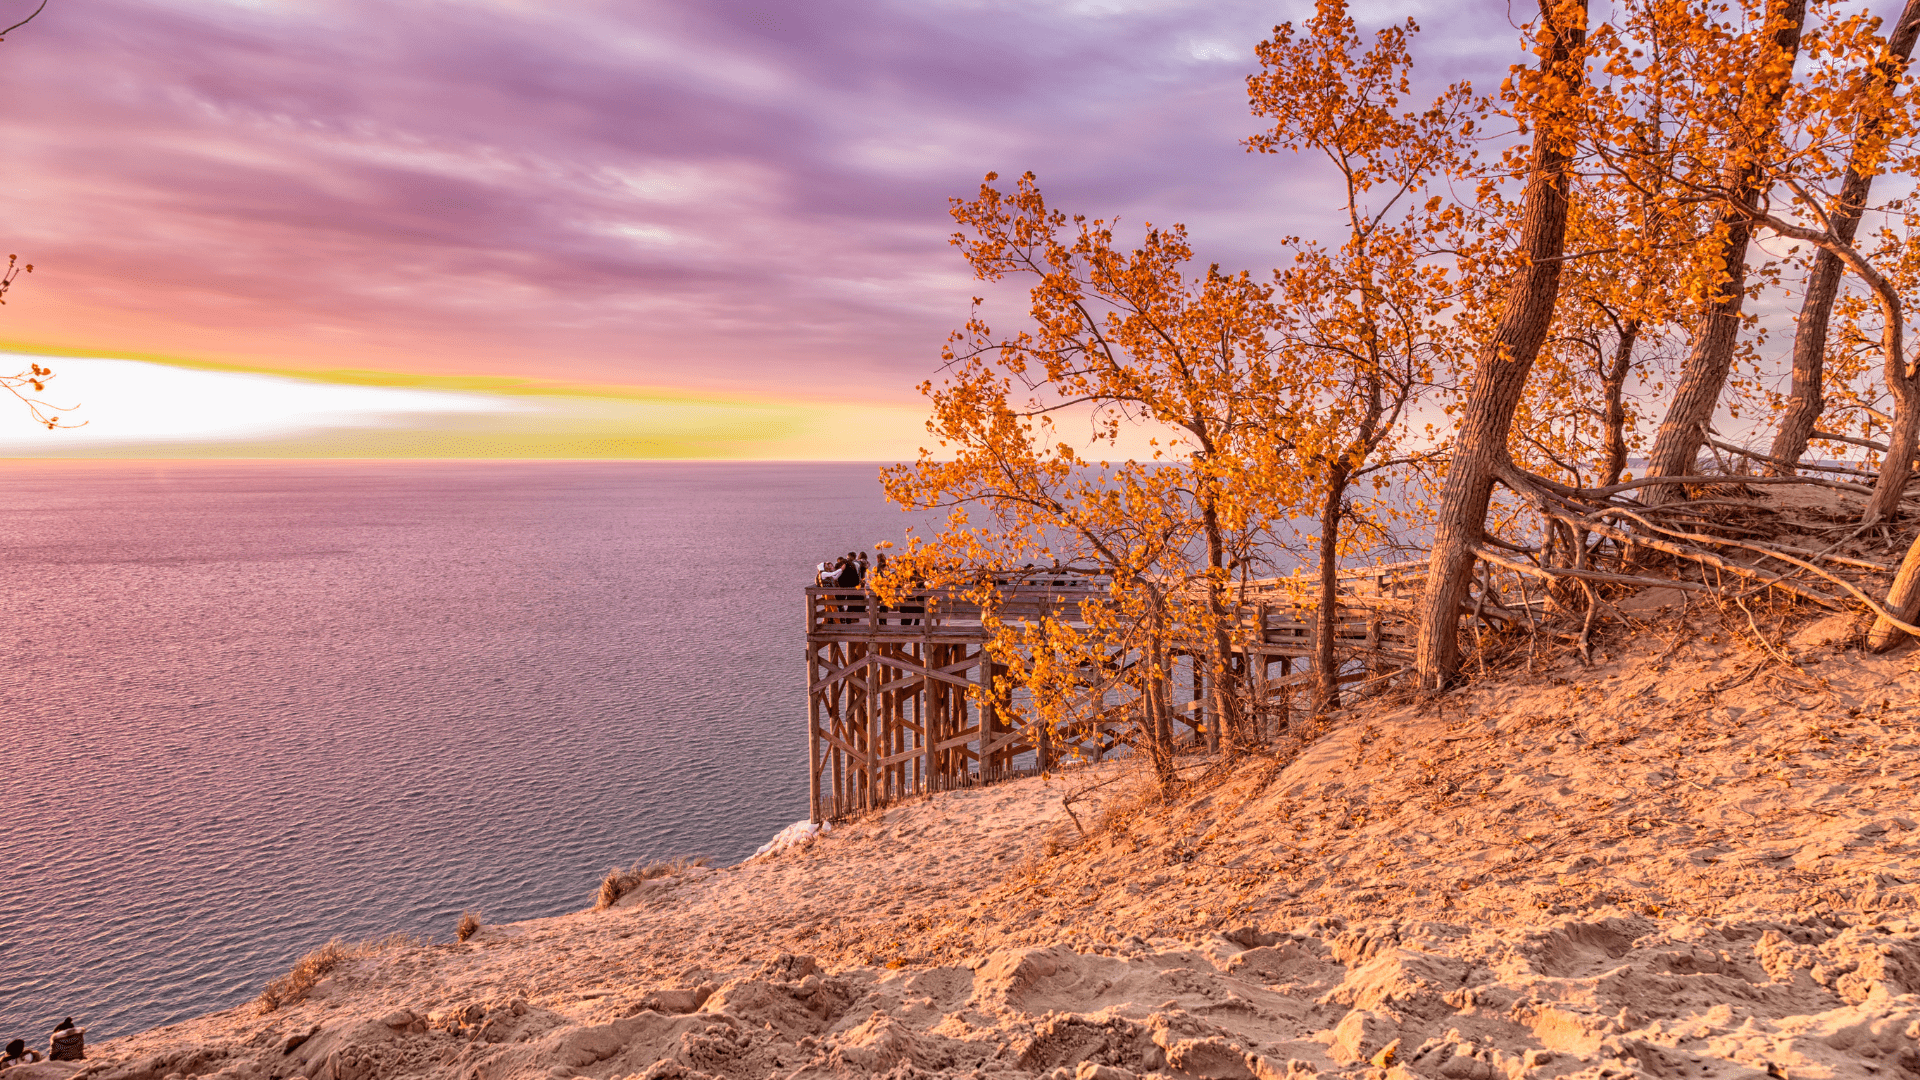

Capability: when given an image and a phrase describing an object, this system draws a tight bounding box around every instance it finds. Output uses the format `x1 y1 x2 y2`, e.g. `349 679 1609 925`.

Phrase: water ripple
0 461 926 1042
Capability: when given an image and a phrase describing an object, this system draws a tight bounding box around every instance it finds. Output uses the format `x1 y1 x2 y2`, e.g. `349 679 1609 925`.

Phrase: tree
1767 0 1920 475
0 254 74 429
1714 3 1920 523
1634 0 1810 505
1248 0 1476 709
1412 0 1590 689
881 172 1297 780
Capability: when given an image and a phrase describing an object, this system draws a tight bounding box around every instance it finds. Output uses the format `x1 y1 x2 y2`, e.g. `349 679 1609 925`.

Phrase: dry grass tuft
593 855 711 910
456 910 482 942
255 933 422 1014
256 939 345 1014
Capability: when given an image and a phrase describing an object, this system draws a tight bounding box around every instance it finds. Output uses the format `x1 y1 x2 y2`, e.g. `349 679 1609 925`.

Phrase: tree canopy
885 0 1920 781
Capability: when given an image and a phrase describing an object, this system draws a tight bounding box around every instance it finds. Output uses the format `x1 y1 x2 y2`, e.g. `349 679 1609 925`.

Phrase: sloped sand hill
27 607 1920 1080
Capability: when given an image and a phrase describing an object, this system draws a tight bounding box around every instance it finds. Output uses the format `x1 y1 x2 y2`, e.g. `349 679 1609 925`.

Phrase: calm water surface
0 461 928 1043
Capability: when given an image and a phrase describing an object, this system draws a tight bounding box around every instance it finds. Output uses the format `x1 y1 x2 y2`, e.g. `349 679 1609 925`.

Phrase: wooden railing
806 580 1110 641
809 562 1432 658
1229 561 1430 667
804 562 1448 823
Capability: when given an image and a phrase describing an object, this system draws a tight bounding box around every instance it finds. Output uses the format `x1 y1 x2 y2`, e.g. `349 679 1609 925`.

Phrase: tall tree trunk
1642 216 1764 497
1755 210 1914 521
1874 381 1920 521
1413 0 1588 689
1769 0 1920 474
1200 503 1243 754
1643 0 1808 505
1314 462 1350 713
1601 319 1639 487
1868 334 1920 520
1869 525 1920 651
1144 631 1178 791
1850 237 1915 522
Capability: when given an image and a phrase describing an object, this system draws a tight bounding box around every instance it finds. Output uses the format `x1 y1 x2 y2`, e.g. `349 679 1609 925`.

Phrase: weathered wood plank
870 652 976 688
805 566 1437 820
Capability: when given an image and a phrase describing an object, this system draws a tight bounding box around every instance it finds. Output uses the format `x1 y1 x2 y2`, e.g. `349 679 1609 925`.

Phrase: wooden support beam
923 637 938 790
807 630 822 823
937 726 983 753
871 652 976 688
811 723 865 761
978 646 996 778
866 642 881 811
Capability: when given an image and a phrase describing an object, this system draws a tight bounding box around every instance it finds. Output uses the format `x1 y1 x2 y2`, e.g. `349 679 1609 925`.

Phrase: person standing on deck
833 554 862 624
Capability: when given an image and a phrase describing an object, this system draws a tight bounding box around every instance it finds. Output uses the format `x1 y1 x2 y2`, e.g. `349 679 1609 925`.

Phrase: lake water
0 461 932 1044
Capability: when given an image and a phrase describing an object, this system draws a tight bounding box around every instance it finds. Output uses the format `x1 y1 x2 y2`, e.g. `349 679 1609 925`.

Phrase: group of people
2 1018 82 1070
814 550 887 588
812 549 926 624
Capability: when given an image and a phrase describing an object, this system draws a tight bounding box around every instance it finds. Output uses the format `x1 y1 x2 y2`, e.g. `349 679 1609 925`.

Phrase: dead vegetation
255 932 421 1014
455 910 481 943
592 856 711 911
854 616 1920 973
1485 471 1918 655
1249 480 1918 735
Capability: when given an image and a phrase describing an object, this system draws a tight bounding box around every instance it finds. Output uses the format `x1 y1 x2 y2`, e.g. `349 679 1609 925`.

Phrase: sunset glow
0 356 933 458
0 0 1502 454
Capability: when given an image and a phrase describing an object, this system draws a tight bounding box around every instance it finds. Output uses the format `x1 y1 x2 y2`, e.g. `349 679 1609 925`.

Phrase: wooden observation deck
804 560 1431 822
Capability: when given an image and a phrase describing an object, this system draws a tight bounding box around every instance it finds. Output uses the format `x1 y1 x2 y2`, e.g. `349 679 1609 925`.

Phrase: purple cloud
0 0 1520 398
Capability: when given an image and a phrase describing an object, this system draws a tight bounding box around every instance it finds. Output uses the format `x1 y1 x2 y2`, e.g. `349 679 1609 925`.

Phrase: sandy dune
40 608 1920 1079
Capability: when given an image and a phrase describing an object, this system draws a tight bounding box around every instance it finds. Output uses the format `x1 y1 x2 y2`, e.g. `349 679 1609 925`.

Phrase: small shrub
254 933 423 1014
592 855 711 910
256 939 346 1014
456 910 482 942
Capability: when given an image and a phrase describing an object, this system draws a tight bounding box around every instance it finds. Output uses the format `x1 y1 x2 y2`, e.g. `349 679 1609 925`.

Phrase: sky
0 0 1519 457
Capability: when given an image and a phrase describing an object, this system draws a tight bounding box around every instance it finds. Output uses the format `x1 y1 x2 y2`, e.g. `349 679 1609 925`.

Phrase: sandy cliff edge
44 611 1920 1080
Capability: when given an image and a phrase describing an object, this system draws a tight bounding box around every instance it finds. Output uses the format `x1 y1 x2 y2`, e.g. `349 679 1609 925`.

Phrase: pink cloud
0 0 1519 398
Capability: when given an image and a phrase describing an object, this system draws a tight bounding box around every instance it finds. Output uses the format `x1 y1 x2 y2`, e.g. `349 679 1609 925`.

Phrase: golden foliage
895 0 1920 692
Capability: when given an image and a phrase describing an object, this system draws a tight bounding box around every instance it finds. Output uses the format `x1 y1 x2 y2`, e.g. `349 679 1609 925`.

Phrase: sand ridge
39 610 1920 1080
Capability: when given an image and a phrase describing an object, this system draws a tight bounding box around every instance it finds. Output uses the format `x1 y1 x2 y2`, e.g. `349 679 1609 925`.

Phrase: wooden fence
804 562 1444 822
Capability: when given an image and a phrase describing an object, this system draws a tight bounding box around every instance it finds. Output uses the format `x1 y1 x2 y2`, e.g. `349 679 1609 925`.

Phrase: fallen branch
1522 504 1849 611
1762 540 1894 573
1587 507 1920 637
1704 436 1880 479
1811 428 1916 459
1472 546 1708 592
1510 466 1880 501
1734 592 1803 674
1588 515 1848 609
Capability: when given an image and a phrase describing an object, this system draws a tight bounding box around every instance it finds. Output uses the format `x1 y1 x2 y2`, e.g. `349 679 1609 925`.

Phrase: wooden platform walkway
804 562 1431 822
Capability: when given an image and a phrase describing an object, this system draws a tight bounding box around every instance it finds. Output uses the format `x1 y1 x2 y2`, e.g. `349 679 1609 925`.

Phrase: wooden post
894 657 905 800
865 644 880 809
923 638 938 793
1278 656 1292 736
1194 658 1213 751
807 636 822 823
978 645 994 781
1249 649 1266 744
